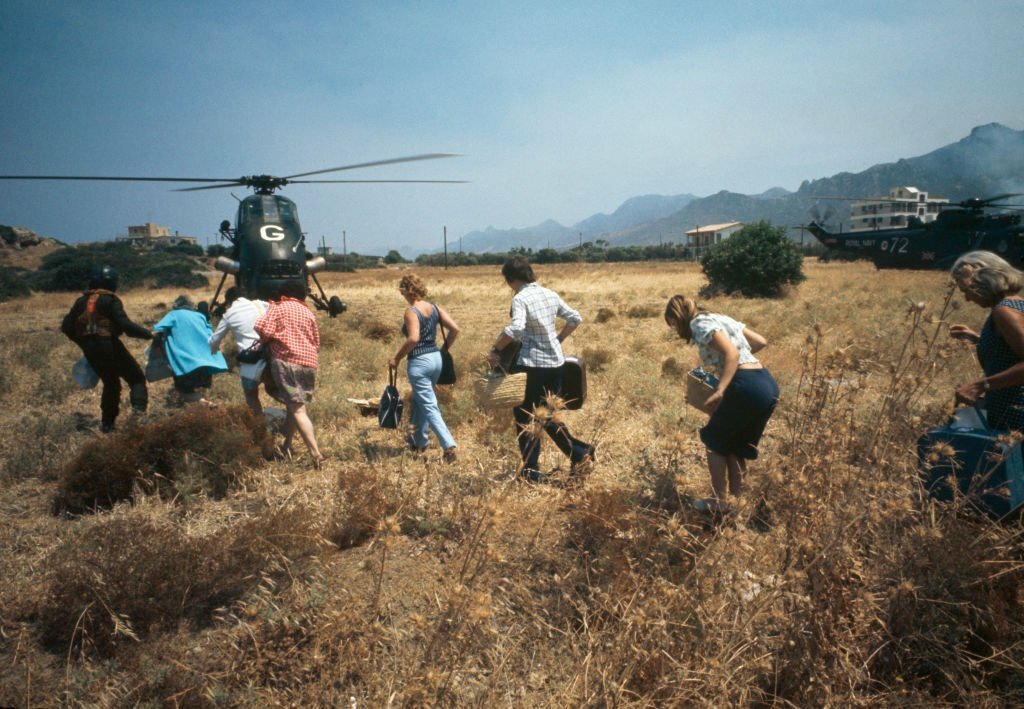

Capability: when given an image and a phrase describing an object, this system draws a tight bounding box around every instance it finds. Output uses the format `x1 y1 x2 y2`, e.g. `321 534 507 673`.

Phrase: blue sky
2 0 1022 255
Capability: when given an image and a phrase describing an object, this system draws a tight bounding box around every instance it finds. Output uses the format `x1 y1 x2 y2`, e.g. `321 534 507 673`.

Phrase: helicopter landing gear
328 295 348 317
308 272 348 318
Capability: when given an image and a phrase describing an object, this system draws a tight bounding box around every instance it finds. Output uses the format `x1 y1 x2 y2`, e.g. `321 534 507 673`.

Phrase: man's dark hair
280 279 308 301
224 286 242 306
501 257 536 285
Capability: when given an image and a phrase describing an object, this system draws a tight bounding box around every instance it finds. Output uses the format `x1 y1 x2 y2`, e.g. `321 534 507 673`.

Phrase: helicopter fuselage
808 209 1024 269
232 194 309 299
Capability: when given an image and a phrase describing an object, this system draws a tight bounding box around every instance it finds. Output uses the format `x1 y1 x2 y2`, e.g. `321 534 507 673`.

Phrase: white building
850 187 948 232
685 221 743 254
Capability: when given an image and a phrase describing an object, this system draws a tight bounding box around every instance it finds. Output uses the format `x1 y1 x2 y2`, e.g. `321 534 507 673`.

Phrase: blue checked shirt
502 282 582 368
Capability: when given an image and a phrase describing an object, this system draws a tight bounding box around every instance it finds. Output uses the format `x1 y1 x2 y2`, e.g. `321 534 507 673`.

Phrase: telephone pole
443 226 448 270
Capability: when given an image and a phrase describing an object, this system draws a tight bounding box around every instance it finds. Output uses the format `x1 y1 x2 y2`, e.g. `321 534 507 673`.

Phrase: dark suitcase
918 408 1024 519
561 356 587 410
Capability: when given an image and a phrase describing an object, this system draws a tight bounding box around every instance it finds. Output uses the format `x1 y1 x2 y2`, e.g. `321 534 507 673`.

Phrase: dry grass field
2 259 1023 706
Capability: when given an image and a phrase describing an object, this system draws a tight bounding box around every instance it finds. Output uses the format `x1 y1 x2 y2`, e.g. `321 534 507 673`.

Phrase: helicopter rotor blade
284 153 461 180
288 179 468 184
173 182 248 192
0 175 243 184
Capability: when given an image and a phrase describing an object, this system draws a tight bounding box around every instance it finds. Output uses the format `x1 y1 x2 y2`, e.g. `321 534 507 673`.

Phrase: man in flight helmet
61 264 153 432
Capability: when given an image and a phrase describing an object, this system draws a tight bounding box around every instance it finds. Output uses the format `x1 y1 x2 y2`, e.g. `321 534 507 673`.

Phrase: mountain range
455 123 1024 253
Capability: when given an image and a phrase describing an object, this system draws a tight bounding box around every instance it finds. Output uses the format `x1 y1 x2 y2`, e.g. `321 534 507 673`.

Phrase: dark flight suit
61 289 153 430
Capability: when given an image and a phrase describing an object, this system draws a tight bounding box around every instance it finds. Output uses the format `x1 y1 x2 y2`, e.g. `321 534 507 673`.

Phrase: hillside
458 123 1024 251
0 225 64 270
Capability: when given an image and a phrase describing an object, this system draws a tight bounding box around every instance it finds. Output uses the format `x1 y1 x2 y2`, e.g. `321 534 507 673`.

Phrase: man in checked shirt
487 257 596 483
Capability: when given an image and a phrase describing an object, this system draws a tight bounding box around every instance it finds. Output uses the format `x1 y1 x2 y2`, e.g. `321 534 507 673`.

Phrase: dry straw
475 371 527 410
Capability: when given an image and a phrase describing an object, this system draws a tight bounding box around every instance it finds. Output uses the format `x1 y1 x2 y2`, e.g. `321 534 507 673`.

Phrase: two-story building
850 187 948 232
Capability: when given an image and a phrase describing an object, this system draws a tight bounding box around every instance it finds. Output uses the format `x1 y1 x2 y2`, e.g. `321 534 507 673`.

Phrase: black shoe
100 423 115 434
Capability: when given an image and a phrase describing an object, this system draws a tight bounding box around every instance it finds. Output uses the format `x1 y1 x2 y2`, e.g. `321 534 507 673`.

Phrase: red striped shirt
254 297 319 369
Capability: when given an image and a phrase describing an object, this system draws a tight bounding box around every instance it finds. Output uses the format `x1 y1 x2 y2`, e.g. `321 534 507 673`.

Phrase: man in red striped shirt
255 280 323 469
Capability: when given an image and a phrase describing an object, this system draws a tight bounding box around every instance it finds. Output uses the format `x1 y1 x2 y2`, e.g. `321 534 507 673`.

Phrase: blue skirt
700 368 779 460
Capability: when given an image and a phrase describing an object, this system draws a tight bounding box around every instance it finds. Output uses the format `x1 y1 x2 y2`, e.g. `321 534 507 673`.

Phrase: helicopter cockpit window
260 196 279 220
277 200 296 225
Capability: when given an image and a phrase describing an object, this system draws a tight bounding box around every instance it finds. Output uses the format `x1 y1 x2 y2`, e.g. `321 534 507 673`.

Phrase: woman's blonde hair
398 273 428 300
664 294 700 341
950 250 1024 306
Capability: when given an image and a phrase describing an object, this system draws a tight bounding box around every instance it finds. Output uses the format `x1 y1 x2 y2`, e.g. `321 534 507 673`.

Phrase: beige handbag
685 368 719 414
476 371 528 410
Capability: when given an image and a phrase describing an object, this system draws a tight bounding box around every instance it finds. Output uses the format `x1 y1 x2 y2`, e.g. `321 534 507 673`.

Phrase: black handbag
561 356 587 410
236 341 266 364
378 367 404 429
437 323 456 385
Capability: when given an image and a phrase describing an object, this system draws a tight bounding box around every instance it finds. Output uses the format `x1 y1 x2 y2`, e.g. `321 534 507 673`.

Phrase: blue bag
378 367 404 429
918 405 1024 520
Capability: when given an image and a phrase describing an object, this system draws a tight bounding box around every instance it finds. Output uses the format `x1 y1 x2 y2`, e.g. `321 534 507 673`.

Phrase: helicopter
0 153 464 315
804 193 1024 269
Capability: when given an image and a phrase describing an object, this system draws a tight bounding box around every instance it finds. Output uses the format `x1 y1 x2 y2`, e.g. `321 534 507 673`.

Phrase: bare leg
727 455 746 497
707 449 729 501
287 402 322 463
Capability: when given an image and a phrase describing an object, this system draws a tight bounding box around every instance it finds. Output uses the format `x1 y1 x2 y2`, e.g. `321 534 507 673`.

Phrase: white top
502 282 582 368
209 297 268 380
689 313 758 373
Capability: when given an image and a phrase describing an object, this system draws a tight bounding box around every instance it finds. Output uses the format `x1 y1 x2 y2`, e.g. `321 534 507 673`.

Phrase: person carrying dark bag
60 265 152 432
486 257 595 483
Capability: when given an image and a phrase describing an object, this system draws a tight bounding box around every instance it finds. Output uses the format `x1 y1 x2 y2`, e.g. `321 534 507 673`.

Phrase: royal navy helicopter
805 193 1024 269
0 153 464 315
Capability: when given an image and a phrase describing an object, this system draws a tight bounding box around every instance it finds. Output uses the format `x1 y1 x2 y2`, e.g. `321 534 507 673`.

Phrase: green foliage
0 267 31 302
699 220 806 297
384 249 408 264
30 242 208 292
324 252 384 272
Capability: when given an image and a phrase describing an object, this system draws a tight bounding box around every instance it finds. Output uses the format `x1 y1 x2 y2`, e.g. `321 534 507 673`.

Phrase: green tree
699 221 805 297
384 249 407 264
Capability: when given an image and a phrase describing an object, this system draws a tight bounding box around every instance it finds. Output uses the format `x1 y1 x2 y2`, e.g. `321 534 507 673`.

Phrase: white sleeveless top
689 313 758 373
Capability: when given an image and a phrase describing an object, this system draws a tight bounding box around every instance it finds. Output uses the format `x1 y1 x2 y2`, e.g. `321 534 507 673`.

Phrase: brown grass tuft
53 405 271 514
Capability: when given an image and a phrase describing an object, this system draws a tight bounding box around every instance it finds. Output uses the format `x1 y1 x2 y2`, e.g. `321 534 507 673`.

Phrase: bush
700 220 805 297
38 501 327 653
53 405 272 514
30 242 208 292
0 267 31 302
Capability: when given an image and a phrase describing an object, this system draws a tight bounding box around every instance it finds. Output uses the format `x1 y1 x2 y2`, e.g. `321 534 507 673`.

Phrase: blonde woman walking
388 273 460 462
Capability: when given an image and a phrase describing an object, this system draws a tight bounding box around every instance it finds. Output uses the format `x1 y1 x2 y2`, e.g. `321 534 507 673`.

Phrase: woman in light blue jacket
154 295 228 405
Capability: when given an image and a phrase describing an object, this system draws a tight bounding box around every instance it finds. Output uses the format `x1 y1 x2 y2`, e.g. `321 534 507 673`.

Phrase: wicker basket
685 368 719 414
476 372 527 410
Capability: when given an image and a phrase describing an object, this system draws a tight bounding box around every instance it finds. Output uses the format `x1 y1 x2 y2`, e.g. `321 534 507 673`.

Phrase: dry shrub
37 500 328 654
627 304 659 319
595 307 616 323
3 412 78 482
362 319 395 342
53 405 271 514
660 356 686 377
330 462 402 548
581 346 613 372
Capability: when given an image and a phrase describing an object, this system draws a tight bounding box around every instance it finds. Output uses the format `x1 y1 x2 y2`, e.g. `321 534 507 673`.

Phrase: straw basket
476 371 527 410
685 368 719 414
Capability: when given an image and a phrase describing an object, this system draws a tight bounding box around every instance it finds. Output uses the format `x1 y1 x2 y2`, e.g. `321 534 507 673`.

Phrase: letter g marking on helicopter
260 225 286 242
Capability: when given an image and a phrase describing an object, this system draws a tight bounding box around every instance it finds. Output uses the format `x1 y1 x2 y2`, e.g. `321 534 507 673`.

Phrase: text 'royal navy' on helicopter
804 193 1024 269
0 153 465 316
